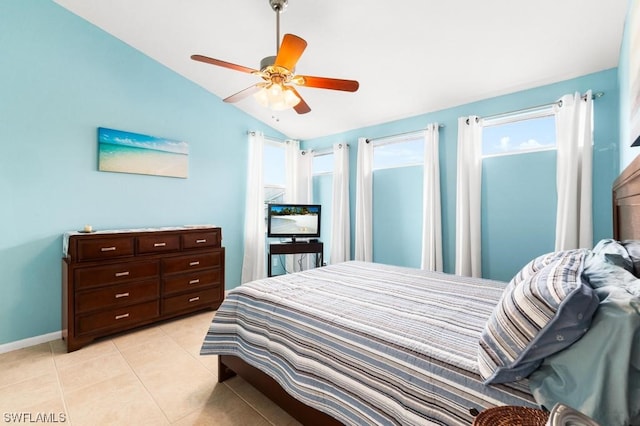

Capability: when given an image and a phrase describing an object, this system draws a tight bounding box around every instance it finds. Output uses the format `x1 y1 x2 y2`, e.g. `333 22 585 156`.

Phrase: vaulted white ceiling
53 0 628 140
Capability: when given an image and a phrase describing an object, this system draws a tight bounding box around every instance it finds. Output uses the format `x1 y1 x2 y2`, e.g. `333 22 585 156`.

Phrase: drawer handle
115 313 130 320
115 292 130 299
189 261 200 266
115 271 130 277
154 242 166 247
196 239 207 244
101 247 117 252
189 279 200 284
188 297 200 303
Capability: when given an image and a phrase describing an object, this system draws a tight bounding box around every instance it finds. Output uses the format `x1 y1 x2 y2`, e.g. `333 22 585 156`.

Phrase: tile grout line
221 380 281 426
163 312 277 425
112 327 173 425
160 317 221 425
49 341 73 426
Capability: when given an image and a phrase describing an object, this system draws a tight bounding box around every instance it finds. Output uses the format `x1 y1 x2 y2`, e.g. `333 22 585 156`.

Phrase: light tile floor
0 311 301 426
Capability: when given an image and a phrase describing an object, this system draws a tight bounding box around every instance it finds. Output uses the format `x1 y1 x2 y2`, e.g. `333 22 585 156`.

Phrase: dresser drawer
76 300 160 335
182 230 221 249
162 289 222 315
137 234 180 254
75 237 135 262
162 251 223 274
75 279 159 314
163 269 222 296
74 260 159 290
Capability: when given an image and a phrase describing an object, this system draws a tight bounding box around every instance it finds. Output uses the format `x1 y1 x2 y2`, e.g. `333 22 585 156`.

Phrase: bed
201 154 640 426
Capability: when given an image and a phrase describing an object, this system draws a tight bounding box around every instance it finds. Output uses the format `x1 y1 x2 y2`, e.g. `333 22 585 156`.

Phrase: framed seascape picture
98 127 189 178
631 0 640 146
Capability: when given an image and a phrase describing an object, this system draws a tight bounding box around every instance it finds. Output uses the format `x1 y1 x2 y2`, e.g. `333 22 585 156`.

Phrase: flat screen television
267 203 321 242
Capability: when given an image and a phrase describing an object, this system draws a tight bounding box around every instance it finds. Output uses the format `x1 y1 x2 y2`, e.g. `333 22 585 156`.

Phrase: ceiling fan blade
274 34 307 71
191 54 258 74
296 75 359 92
223 84 262 103
290 87 311 114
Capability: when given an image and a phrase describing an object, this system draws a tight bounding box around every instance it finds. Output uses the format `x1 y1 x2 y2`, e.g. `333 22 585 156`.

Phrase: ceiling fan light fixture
281 86 301 107
254 83 300 111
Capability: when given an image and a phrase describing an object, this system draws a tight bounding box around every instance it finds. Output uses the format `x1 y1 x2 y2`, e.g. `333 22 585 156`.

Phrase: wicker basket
472 406 550 426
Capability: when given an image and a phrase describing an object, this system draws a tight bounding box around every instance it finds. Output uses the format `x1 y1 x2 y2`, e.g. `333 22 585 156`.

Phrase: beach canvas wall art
98 127 189 178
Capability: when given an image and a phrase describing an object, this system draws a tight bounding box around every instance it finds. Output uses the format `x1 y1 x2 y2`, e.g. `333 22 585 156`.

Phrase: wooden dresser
62 227 224 352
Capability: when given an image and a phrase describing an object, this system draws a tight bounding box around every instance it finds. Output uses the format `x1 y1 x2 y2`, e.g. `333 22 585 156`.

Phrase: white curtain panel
355 137 373 262
330 143 351 264
297 149 313 203
554 90 593 250
455 116 483 277
241 131 266 283
284 140 312 203
421 124 443 271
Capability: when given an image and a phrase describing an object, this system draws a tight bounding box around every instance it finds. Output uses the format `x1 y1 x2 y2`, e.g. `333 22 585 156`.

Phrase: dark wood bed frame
218 154 640 426
613 154 640 241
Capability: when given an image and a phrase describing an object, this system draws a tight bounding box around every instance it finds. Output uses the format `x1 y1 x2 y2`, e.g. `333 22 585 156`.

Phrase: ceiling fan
190 0 359 114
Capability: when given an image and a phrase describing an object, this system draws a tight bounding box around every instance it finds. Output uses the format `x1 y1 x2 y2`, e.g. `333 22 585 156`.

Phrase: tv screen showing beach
269 205 320 236
98 127 189 178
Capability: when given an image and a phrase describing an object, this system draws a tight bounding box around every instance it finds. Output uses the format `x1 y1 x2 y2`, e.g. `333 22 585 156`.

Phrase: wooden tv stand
62 227 224 352
267 241 323 277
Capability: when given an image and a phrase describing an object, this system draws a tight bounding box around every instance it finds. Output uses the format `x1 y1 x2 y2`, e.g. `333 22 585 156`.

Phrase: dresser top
62 225 218 256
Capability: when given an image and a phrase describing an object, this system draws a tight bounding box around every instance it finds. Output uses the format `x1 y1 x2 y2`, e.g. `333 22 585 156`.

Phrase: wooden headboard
613 154 640 241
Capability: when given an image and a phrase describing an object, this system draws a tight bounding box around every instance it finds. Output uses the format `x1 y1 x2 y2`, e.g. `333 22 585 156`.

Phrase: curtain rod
366 124 445 143
247 130 286 142
307 143 349 157
475 91 605 124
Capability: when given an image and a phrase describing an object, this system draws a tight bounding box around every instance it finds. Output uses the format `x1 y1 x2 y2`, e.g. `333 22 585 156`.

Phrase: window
370 132 425 267
482 108 555 157
481 107 558 281
312 152 334 175
263 139 286 204
373 134 424 170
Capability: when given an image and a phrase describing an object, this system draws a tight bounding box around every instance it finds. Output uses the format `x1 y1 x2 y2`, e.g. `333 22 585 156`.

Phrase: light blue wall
304 69 620 281
0 0 628 347
0 0 282 345
619 0 639 170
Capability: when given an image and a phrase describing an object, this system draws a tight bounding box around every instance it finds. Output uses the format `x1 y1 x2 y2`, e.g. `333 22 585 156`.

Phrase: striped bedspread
201 261 537 425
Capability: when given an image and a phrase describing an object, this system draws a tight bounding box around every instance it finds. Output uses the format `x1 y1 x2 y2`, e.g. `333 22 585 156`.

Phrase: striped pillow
478 249 599 384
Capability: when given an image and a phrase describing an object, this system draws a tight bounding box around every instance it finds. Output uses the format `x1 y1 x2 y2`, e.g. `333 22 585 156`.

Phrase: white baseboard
0 331 62 354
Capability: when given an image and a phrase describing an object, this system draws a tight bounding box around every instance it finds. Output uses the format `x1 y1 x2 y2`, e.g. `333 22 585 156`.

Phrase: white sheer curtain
555 90 593 250
355 137 373 261
421 124 443 271
455 116 483 277
241 131 266 283
330 143 350 264
284 140 312 204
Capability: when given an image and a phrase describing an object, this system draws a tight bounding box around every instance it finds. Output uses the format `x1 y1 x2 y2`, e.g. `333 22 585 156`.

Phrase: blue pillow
478 249 600 384
621 240 640 278
591 239 633 270
583 240 639 290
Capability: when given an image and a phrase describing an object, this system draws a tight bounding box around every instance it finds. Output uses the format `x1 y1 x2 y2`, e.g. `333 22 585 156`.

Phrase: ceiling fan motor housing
260 56 277 71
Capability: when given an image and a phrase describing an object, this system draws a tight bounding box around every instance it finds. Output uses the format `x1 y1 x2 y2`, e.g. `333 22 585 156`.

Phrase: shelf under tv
267 241 323 277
